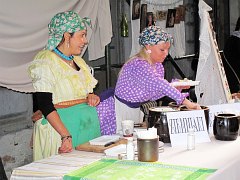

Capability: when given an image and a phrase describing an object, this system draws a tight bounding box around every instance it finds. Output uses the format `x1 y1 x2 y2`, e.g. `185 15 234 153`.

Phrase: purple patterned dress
96 58 186 135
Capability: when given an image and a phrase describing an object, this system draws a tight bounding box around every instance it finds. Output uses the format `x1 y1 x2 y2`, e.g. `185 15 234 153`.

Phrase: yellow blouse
28 50 98 104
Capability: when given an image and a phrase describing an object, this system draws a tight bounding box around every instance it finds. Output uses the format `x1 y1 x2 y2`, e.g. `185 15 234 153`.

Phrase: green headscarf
46 11 91 50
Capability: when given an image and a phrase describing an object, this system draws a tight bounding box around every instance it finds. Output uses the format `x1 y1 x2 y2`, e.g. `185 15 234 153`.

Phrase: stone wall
0 129 32 178
0 88 33 178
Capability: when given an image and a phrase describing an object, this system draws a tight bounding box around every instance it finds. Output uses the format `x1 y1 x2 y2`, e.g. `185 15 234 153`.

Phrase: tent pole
105 44 111 88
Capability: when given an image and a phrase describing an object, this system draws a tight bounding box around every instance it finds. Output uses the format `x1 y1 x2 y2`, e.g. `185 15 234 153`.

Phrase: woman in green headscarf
28 11 101 161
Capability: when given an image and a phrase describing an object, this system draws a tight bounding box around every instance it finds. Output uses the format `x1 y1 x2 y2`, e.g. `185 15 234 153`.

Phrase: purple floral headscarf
139 26 173 46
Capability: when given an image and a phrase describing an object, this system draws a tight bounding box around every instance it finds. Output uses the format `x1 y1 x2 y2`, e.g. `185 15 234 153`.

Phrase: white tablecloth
160 136 240 180
10 136 240 180
10 151 104 180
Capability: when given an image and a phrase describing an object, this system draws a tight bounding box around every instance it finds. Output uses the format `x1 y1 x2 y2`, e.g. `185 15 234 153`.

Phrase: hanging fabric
195 0 232 105
130 0 185 58
0 0 112 92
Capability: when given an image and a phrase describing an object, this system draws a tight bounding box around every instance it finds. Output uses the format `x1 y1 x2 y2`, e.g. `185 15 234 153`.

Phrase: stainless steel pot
137 137 159 162
213 113 239 141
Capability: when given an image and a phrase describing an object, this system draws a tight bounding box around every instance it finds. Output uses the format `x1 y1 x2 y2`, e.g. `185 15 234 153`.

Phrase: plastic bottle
126 137 135 160
187 128 195 150
121 14 128 37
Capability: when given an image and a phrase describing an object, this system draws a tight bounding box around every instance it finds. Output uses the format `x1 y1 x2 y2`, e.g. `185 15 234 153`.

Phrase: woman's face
69 30 88 55
148 15 153 22
148 41 170 63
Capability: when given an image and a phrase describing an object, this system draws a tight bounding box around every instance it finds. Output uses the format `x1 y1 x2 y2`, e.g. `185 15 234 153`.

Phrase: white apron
114 97 144 134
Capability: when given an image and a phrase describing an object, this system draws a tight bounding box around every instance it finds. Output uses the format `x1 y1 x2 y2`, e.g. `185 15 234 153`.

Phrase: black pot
180 105 210 131
213 113 239 141
148 106 177 143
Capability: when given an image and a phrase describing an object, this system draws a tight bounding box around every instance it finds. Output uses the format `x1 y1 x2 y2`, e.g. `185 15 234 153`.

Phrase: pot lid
149 106 177 112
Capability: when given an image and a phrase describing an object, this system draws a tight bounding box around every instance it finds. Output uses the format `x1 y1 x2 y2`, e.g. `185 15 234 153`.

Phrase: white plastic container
126 137 135 160
187 128 195 150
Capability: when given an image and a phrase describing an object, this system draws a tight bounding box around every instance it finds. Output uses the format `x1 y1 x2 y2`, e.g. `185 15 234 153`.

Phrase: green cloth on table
63 158 217 180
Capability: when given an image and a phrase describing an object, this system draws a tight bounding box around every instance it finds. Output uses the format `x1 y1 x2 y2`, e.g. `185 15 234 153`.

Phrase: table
10 136 240 180
10 151 103 180
161 136 240 179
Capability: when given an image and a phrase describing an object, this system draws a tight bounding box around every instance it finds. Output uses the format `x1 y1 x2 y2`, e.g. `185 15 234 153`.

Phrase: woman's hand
31 110 43 122
46 111 73 154
182 99 202 110
87 93 100 106
58 137 73 154
232 93 240 99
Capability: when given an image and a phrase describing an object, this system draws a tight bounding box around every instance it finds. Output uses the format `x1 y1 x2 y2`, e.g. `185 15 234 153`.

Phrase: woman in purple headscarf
97 26 201 135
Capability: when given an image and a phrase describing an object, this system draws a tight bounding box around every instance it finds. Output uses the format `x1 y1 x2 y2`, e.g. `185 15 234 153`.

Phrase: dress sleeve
28 60 55 93
133 60 185 104
35 92 56 118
